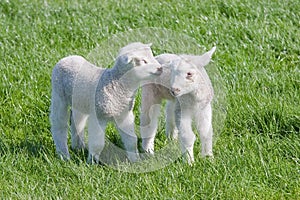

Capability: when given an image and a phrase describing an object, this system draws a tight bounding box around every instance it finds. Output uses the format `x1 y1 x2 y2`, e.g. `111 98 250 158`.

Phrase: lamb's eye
141 59 148 64
186 72 193 79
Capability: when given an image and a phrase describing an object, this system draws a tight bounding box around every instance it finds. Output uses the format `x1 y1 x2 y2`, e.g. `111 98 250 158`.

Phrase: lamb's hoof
57 152 70 161
145 149 154 155
140 149 155 160
187 159 195 166
167 130 179 141
182 158 194 166
141 146 154 154
71 147 87 155
71 144 86 151
88 154 101 165
202 154 214 163
182 152 194 166
206 155 214 161
202 152 214 159
127 152 141 163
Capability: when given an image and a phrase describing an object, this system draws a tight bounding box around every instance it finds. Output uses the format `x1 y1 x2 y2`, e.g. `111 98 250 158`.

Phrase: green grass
1 0 299 199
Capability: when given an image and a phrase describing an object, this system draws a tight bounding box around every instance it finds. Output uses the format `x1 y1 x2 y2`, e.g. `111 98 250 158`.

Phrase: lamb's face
170 47 216 97
117 43 162 79
126 46 162 80
170 59 200 97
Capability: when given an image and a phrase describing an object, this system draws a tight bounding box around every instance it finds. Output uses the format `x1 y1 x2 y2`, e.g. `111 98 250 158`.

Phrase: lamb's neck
120 79 138 97
190 85 213 105
96 68 137 118
119 72 141 93
107 67 138 96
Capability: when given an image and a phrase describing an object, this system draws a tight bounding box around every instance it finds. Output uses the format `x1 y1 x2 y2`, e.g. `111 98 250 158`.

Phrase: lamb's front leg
175 106 196 164
88 114 106 164
115 110 139 162
140 104 161 155
166 100 178 140
195 103 213 157
140 86 162 154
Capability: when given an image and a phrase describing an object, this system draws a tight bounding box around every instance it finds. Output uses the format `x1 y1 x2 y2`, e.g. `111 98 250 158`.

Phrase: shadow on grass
0 137 92 166
0 138 51 157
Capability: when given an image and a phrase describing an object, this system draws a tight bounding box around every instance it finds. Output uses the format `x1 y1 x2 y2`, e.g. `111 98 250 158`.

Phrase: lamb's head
170 46 216 97
115 42 162 80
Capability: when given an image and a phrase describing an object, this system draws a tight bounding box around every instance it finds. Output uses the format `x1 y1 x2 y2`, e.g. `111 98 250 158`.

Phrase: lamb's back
52 55 104 113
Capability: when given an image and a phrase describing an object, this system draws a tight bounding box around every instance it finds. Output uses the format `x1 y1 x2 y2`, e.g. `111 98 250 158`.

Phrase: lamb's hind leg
140 85 162 154
116 110 139 162
50 91 70 160
195 103 213 157
115 110 139 162
70 109 88 150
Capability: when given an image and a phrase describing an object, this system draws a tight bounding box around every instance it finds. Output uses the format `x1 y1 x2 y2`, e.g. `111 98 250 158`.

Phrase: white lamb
140 47 216 164
50 42 162 163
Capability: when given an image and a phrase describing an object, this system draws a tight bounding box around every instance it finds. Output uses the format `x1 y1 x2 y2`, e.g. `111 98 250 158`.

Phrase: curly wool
51 55 104 113
95 68 135 118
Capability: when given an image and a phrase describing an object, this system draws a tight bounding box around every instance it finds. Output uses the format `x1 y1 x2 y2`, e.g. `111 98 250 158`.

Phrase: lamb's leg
195 103 213 157
115 110 139 162
88 114 106 164
166 100 178 140
50 91 70 160
175 104 196 164
140 85 162 154
70 109 88 150
140 104 161 154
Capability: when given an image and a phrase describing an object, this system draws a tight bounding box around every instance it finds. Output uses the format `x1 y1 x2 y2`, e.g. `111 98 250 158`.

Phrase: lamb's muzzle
153 66 163 75
170 87 181 96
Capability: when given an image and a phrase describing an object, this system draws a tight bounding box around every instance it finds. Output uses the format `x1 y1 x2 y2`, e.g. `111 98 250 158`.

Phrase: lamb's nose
156 66 163 74
171 87 180 96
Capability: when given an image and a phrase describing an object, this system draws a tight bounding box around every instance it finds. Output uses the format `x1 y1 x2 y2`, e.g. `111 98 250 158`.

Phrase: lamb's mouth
169 86 183 97
170 90 180 97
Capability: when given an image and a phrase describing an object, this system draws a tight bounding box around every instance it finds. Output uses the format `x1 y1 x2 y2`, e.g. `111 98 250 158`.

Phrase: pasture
0 0 299 199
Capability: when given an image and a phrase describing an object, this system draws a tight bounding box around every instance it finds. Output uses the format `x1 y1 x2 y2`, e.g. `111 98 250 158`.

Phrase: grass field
0 0 299 199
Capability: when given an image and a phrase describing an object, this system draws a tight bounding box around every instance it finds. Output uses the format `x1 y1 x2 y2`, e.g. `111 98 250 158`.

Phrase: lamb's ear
169 58 182 69
125 55 141 66
193 46 216 68
130 57 140 66
118 54 132 65
146 43 152 47
117 54 133 65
